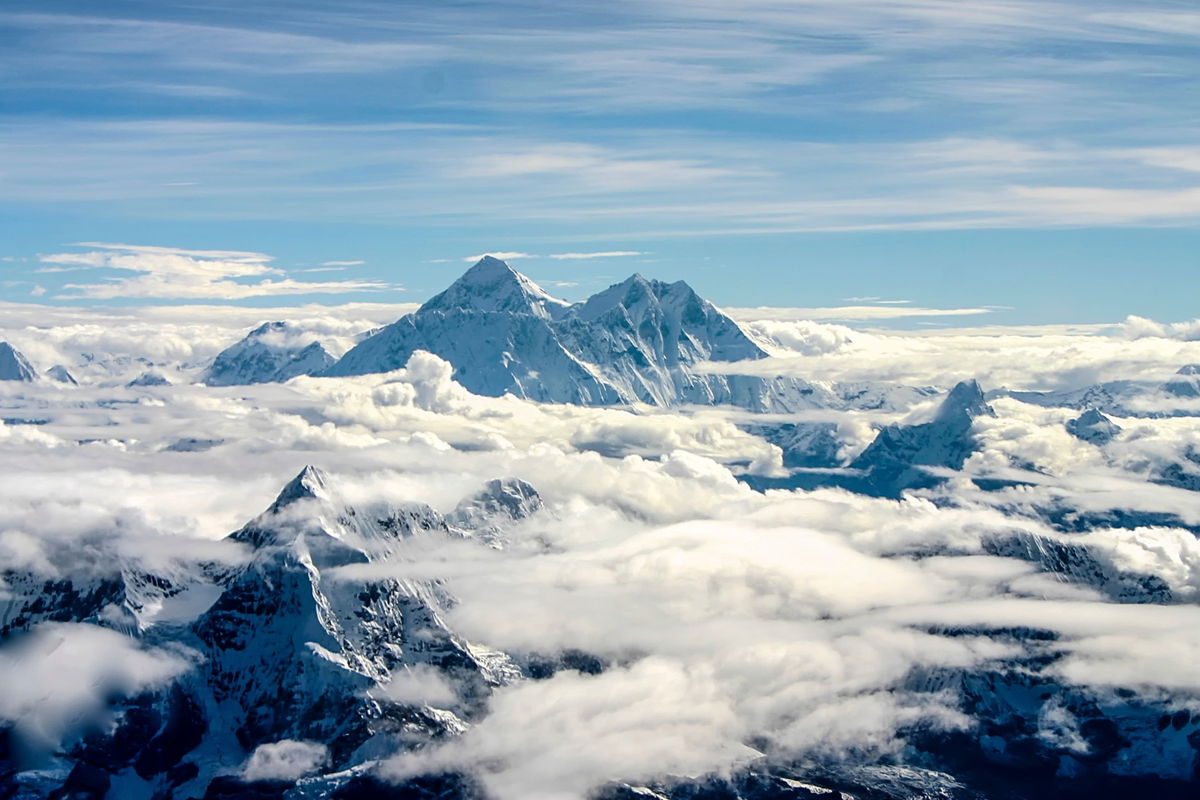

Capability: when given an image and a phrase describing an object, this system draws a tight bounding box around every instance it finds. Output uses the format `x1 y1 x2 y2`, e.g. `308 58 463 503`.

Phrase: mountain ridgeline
324 256 774 406
5 467 1200 799
201 257 933 414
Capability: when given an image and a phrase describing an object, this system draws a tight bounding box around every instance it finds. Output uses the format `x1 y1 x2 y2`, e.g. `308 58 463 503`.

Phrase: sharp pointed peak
0 342 37 382
935 379 993 420
468 254 516 269
269 465 334 513
1077 407 1114 424
420 255 568 318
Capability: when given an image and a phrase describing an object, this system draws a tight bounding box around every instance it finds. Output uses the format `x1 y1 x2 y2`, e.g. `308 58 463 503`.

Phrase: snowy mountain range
320 257 928 412
5 466 1199 799
1 468 540 799
995 364 1200 418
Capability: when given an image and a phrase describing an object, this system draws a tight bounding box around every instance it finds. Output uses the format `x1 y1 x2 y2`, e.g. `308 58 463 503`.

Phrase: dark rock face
742 380 993 498
127 371 171 387
1066 408 1121 446
742 422 842 469
329 772 483 800
0 575 127 638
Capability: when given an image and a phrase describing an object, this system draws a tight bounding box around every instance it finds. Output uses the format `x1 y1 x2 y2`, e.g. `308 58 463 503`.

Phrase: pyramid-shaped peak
249 321 290 336
47 365 77 385
1076 408 1113 426
269 465 334 513
1067 407 1122 446
1177 364 1200 376
419 256 569 319
0 342 36 382
935 379 993 421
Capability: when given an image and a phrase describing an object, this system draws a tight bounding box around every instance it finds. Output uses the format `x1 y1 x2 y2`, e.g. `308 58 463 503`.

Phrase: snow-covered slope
1067 408 1122 446
324 257 931 412
1 467 533 799
0 342 36 382
743 380 994 497
204 322 337 386
7 466 1200 799
846 379 994 497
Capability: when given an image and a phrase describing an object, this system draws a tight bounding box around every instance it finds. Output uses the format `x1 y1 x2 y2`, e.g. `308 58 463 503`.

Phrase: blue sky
2 0 1200 324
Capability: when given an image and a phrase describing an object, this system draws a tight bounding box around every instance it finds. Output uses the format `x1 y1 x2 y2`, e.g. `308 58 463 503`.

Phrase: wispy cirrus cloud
548 251 645 260
42 243 391 300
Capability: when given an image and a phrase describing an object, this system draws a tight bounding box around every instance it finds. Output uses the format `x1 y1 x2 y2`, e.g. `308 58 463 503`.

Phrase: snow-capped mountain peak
570 274 765 365
0 342 37 382
420 256 570 320
1067 407 1122 446
1162 364 1200 398
323 258 931 412
204 321 336 386
269 464 335 513
933 378 993 423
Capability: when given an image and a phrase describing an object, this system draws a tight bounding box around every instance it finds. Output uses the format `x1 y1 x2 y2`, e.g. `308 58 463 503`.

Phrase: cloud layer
39 243 391 300
3 303 1200 795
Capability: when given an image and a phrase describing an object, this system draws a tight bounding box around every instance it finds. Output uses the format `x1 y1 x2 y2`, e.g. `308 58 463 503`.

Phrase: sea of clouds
4 303 1200 796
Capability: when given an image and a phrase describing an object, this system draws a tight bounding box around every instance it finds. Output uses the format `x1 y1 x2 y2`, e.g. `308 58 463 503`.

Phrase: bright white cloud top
3 257 1200 798
38 243 390 300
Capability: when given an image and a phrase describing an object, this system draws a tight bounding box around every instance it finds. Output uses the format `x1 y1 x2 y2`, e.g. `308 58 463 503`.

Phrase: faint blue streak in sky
1 0 1199 319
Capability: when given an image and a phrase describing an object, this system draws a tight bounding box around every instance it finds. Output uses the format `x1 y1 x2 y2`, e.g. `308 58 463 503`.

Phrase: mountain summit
420 256 571 320
0 342 36 382
323 257 781 406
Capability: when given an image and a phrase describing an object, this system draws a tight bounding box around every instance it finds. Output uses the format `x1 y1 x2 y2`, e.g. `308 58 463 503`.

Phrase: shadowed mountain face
6 466 1200 799
204 322 336 386
0 342 36 382
846 379 994 498
0 467 541 800
1067 408 1122 446
742 380 995 498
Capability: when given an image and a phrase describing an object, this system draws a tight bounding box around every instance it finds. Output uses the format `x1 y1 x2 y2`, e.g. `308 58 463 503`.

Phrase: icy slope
324 257 930 413
204 322 337 386
0 342 36 382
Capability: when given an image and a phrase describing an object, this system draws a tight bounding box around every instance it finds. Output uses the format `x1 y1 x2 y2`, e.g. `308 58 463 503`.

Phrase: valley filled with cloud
4 259 1200 798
